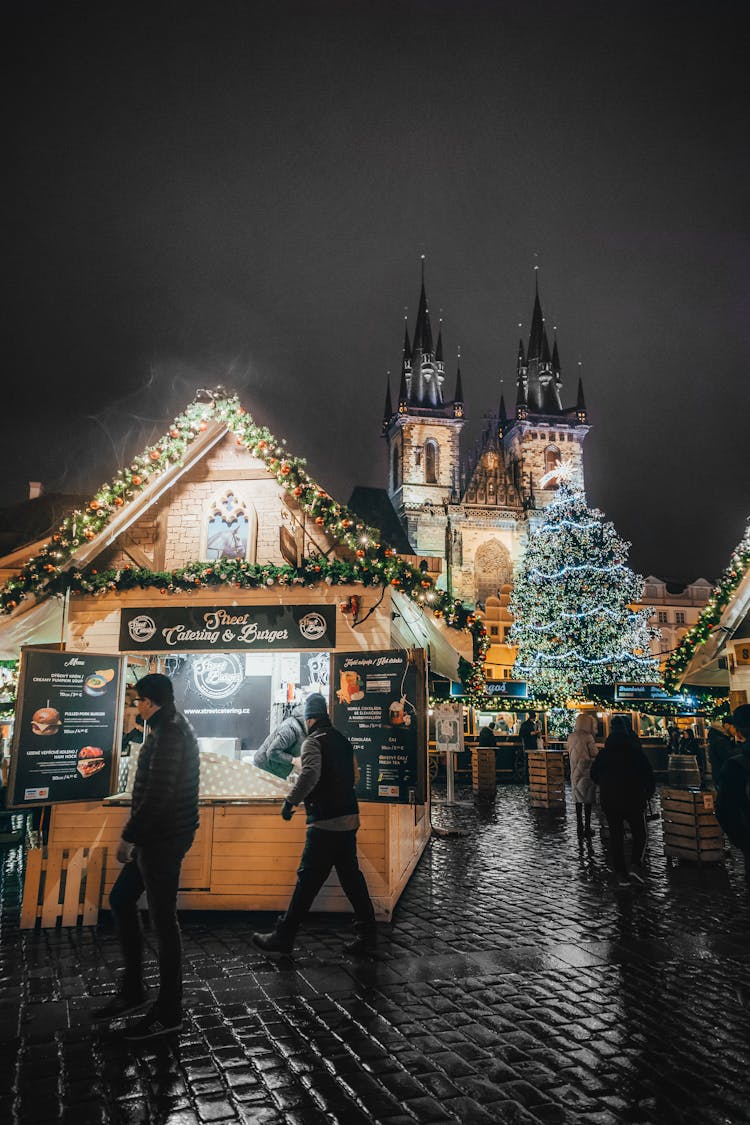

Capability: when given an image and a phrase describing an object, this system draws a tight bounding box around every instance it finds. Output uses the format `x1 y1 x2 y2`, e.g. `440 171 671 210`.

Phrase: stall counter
20 796 430 928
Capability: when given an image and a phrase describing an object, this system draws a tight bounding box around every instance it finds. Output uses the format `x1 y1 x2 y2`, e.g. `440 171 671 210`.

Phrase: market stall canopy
680 566 750 688
0 597 64 660
391 590 472 681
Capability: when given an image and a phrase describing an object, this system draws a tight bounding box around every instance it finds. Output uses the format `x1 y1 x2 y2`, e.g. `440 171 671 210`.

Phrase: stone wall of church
505 424 586 495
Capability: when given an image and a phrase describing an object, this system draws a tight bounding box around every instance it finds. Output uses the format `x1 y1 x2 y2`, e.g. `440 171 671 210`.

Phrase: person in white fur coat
567 713 599 837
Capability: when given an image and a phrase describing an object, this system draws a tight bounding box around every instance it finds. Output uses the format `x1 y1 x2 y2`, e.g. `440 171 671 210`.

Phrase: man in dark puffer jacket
93 674 199 1040
252 692 376 956
590 715 654 887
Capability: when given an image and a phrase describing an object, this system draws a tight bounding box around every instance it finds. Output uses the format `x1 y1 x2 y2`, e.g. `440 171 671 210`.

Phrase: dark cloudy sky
4 0 749 582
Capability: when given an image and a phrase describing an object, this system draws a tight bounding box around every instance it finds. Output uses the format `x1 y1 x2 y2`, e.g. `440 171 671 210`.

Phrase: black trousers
603 804 646 875
280 826 375 937
109 834 192 1019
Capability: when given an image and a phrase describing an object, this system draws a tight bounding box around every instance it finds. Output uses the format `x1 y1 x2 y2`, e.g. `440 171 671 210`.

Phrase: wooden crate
471 748 497 798
527 751 565 808
661 787 724 863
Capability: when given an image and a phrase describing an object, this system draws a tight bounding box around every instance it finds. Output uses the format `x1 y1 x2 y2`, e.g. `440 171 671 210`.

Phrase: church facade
380 266 589 608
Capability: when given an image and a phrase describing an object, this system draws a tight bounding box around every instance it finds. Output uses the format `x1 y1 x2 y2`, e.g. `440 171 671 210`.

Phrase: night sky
4 1 749 583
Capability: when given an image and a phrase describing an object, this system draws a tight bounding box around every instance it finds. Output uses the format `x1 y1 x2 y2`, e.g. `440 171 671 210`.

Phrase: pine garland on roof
663 521 750 692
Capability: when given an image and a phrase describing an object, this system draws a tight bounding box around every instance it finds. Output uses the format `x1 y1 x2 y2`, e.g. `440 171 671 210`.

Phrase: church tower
382 260 464 556
503 275 590 505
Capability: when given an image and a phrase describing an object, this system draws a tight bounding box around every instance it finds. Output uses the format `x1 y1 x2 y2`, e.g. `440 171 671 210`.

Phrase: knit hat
135 673 175 707
303 692 329 721
732 704 750 737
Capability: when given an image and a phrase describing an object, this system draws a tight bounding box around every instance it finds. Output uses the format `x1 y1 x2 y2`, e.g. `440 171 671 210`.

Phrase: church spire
499 392 508 436
453 353 464 418
382 374 393 434
413 258 434 357
576 375 587 424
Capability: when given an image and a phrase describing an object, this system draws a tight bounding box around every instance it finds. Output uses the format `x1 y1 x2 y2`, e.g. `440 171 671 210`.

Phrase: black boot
252 919 295 955
575 802 585 837
584 804 593 836
344 922 377 956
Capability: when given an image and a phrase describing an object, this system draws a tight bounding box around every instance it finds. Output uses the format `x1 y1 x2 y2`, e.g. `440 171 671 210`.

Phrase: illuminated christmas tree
509 487 657 703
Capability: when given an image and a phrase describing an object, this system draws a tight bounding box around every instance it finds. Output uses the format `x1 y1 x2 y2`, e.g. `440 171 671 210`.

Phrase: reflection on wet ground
2 785 749 1123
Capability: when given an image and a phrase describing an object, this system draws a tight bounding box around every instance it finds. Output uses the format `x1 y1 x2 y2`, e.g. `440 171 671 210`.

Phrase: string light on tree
509 486 658 704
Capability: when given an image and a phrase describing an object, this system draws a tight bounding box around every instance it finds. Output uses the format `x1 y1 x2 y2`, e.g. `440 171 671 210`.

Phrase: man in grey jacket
252 692 376 956
253 705 306 780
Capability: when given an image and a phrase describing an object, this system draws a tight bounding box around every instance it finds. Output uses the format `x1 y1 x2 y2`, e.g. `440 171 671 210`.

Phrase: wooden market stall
2 394 443 928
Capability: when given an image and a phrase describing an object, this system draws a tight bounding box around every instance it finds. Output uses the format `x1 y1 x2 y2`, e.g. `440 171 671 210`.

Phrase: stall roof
391 590 472 682
680 547 750 688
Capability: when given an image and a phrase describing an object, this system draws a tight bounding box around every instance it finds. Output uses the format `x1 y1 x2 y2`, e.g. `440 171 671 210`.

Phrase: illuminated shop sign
119 605 336 652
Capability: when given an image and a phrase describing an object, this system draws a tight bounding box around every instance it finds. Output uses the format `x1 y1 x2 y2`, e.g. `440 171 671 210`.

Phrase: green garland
0 391 491 702
663 522 750 692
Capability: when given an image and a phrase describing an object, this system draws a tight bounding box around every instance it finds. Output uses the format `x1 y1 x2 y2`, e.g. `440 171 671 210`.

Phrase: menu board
331 649 426 805
8 649 125 808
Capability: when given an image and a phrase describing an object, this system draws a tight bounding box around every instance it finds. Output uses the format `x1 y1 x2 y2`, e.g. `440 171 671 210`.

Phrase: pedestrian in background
254 704 306 780
519 711 540 750
567 713 598 837
708 719 735 786
252 692 377 956
590 716 655 887
94 673 200 1041
716 705 750 884
478 720 498 748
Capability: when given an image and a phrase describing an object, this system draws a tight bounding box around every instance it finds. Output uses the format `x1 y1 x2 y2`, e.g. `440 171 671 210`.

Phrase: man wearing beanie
252 691 377 956
93 673 200 1040
716 704 750 884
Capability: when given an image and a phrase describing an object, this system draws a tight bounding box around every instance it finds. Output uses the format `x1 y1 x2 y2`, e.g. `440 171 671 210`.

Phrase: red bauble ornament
131 474 142 486
293 486 303 497
199 420 208 431
113 497 124 507
356 549 365 558
150 449 161 461
280 464 291 476
315 516 325 526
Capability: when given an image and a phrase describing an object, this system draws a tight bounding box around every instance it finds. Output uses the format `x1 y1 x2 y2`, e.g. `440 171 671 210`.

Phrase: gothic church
377 266 590 608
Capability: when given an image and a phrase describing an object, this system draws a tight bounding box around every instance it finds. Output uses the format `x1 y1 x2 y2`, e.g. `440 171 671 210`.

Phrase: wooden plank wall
34 797 432 924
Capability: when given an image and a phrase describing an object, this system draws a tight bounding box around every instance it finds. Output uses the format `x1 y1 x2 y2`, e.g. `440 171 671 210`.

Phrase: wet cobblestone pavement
3 785 750 1124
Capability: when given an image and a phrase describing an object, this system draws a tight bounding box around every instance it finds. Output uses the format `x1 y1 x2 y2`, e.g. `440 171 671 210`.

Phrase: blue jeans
279 827 375 938
109 834 192 1019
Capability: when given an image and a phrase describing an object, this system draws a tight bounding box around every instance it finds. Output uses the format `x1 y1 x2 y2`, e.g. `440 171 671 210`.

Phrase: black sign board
8 648 125 808
485 680 529 698
331 649 426 805
615 683 682 704
169 654 272 753
119 604 336 652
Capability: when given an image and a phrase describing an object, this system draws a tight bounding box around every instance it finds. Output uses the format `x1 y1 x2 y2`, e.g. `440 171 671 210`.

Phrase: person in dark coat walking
707 721 735 786
252 692 376 956
93 674 200 1040
716 705 750 883
590 716 655 887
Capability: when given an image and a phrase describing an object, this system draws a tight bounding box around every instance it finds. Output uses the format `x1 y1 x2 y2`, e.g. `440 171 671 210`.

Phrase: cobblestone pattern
3 786 750 1124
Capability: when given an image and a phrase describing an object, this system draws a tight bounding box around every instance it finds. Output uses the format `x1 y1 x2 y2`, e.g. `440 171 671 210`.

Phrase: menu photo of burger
77 746 106 780
31 706 62 737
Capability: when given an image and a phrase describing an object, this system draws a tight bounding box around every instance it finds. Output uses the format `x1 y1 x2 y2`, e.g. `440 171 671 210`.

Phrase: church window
543 445 562 487
657 611 668 624
392 444 402 491
203 490 257 563
424 440 439 484
675 611 686 625
474 539 512 604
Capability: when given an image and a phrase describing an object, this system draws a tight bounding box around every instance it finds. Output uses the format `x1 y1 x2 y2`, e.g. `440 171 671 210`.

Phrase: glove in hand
281 800 294 821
